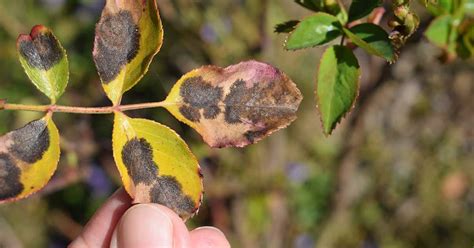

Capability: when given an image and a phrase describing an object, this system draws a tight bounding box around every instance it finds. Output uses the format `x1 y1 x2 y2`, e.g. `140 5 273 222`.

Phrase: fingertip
190 226 231 248
114 204 174 247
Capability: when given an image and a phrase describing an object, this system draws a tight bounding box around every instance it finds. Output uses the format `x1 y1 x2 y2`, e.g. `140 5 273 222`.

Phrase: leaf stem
1 101 172 114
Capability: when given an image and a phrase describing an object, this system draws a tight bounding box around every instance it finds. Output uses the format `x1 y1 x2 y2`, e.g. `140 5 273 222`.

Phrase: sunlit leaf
164 60 302 148
317 45 360 135
274 20 300 34
93 0 163 105
0 115 60 203
17 25 69 104
345 23 395 62
112 112 202 220
286 13 342 50
348 0 381 22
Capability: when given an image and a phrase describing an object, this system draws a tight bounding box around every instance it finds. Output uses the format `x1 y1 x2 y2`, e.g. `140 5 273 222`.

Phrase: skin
69 188 230 248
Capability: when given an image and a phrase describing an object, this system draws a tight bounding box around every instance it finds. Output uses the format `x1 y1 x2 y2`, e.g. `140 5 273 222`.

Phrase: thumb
110 204 174 248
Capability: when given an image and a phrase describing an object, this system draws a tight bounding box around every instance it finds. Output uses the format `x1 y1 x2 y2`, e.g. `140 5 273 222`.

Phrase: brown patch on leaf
150 175 196 218
9 119 50 163
166 61 303 148
179 77 223 122
122 138 158 185
17 25 63 70
0 153 24 201
94 10 140 83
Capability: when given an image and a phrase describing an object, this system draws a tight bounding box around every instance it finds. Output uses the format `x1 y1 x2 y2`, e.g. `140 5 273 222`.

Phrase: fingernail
115 204 173 248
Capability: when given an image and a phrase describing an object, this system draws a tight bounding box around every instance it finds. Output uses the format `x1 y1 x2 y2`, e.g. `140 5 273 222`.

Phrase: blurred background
0 0 473 247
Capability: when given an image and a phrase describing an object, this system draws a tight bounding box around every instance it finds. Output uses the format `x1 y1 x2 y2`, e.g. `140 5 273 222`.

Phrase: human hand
69 188 230 248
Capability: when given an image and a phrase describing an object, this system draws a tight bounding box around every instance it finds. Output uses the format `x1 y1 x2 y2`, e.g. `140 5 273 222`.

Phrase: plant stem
1 101 173 114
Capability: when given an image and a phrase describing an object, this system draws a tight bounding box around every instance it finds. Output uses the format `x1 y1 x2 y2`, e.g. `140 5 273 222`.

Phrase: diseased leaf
348 0 381 22
164 60 302 148
93 0 163 105
0 115 60 203
346 23 395 62
112 112 202 220
286 13 342 50
317 45 360 135
17 25 69 104
274 20 300 34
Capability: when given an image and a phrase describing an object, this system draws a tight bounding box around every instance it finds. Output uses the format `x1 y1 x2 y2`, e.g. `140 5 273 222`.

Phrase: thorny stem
0 101 174 114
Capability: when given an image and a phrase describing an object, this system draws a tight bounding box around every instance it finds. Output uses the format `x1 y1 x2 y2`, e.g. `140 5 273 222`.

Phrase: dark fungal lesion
150 176 196 218
0 153 24 201
18 32 63 70
94 10 140 83
179 77 224 122
121 138 159 185
9 119 50 163
224 79 300 142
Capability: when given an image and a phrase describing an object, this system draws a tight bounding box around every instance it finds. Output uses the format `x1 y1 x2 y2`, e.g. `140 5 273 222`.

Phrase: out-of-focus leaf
465 0 474 15
275 20 300 33
457 23 474 58
294 0 324 11
0 115 60 203
93 0 163 105
316 45 360 135
348 0 381 22
17 25 69 104
164 60 302 148
425 15 459 58
286 13 342 50
427 0 454 15
345 23 395 62
425 15 453 47
112 113 202 220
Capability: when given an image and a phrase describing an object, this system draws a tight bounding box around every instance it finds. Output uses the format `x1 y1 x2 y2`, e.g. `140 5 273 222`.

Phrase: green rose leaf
17 25 69 104
348 0 381 22
345 23 395 62
316 45 360 135
93 0 163 105
286 13 342 50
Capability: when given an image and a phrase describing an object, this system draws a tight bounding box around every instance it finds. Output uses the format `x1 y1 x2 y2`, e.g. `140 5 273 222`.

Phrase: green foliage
316 45 360 135
348 0 381 22
286 13 342 50
276 0 473 135
345 24 395 62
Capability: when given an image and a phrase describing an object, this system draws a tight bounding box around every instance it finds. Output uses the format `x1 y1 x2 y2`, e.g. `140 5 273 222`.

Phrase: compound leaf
164 60 302 148
112 113 202 220
348 0 381 22
0 115 60 203
93 0 163 105
345 23 395 62
17 25 69 104
317 45 360 135
286 13 342 50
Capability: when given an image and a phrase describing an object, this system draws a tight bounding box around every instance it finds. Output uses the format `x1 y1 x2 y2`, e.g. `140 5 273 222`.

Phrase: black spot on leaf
94 11 140 83
179 77 223 122
179 106 201 122
9 119 50 163
0 153 24 201
19 32 63 70
122 138 158 185
150 176 196 218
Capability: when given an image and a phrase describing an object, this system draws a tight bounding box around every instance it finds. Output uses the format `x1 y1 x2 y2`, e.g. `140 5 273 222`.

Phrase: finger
190 227 231 248
69 188 132 248
110 204 191 248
